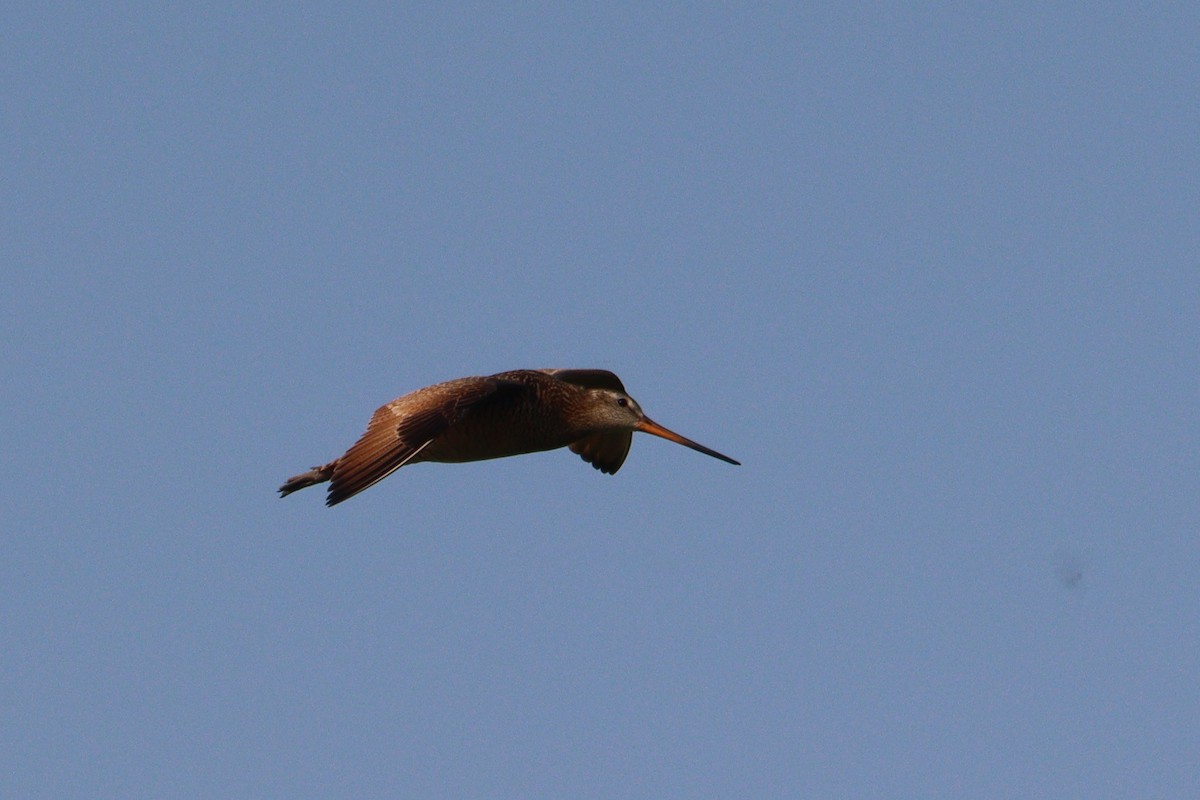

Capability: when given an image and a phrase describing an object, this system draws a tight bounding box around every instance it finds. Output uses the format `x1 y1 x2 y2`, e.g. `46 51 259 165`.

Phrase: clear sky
4 4 1197 798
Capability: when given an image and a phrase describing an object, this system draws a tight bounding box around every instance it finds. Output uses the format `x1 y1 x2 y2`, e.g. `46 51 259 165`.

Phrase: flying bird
279 368 740 506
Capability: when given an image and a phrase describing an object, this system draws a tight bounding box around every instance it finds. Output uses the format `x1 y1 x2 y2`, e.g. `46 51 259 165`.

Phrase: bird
279 368 740 506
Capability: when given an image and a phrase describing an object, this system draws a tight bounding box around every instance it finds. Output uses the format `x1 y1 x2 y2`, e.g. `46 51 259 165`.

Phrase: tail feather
279 462 336 498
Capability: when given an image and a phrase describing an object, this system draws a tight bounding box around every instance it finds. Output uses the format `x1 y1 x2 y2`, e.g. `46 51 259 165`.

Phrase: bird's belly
418 421 578 464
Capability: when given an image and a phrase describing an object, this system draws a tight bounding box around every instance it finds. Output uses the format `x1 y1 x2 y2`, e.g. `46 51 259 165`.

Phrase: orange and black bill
636 418 740 466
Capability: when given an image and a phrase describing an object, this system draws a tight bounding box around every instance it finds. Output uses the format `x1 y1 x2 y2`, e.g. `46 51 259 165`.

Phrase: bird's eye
616 397 628 407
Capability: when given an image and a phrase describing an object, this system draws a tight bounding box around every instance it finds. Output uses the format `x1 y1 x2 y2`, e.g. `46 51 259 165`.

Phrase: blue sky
4 4 1197 797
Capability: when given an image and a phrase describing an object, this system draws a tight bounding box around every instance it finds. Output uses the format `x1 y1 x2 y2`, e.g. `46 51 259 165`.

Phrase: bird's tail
278 462 337 498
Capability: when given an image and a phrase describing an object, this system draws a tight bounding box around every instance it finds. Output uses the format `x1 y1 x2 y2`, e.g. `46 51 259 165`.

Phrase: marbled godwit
280 368 739 506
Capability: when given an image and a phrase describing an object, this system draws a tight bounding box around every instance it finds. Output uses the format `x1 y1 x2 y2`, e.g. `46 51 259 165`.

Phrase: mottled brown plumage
279 368 739 506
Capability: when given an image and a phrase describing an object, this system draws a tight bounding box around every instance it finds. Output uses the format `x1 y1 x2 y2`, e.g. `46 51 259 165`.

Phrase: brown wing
570 431 633 475
326 378 512 506
539 369 626 392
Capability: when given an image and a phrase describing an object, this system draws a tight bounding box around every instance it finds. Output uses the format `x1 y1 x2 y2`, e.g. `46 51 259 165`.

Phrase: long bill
636 417 741 466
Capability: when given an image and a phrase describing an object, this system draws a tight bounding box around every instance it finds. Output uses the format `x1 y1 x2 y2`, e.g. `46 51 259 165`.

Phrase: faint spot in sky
1054 552 1086 589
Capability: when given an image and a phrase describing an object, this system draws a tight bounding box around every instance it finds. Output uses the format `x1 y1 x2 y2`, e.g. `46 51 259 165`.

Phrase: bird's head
581 389 740 466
